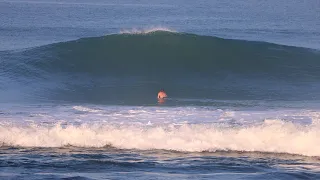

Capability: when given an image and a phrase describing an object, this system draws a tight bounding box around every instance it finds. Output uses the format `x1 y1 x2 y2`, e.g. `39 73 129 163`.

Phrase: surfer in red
157 89 167 104
157 89 168 99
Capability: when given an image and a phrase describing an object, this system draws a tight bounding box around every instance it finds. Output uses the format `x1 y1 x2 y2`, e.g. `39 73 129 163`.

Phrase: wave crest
119 27 175 34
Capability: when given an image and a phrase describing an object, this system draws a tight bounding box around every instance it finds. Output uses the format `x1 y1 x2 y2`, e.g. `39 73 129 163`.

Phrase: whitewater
1 104 319 157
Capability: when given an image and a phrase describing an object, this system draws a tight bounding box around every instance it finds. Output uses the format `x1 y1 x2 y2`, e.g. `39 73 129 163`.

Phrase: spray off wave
1 121 320 157
120 27 176 34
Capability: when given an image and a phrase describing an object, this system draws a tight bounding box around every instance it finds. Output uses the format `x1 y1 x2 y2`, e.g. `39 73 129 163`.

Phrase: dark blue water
1 0 320 179
1 147 319 180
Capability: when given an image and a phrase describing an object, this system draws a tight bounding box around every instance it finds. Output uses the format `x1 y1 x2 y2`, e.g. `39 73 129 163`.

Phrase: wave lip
1 121 319 157
119 27 176 34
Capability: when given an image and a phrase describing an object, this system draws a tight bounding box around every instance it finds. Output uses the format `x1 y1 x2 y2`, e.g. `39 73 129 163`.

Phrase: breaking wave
0 120 319 157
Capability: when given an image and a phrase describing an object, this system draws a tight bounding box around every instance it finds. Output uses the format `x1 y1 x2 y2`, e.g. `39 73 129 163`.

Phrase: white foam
0 120 319 157
120 27 176 34
73 106 102 113
1 104 319 156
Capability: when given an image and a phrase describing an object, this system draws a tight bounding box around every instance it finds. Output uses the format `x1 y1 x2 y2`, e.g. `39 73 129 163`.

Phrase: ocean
1 0 320 179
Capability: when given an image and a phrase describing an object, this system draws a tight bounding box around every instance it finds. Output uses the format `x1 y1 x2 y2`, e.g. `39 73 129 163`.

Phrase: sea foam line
0 120 319 157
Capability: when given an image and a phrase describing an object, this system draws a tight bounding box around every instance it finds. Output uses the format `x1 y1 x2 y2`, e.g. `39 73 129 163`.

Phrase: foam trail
1 121 319 157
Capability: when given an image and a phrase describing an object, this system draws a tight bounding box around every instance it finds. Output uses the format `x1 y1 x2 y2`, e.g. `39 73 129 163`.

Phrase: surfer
157 89 167 104
157 89 167 99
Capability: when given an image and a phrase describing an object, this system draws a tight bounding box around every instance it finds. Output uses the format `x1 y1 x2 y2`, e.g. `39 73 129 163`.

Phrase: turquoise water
1 0 320 179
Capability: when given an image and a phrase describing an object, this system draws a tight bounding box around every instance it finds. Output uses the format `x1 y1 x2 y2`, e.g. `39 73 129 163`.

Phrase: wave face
19 31 320 77
2 31 320 103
